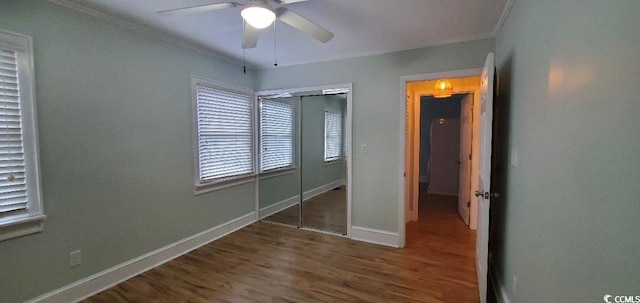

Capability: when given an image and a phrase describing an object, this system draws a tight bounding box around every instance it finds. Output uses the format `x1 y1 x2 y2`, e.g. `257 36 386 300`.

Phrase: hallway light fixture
241 1 276 29
433 79 453 98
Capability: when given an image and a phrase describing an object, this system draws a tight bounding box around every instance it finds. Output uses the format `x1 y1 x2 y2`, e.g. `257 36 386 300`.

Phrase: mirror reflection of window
324 109 342 162
259 99 295 172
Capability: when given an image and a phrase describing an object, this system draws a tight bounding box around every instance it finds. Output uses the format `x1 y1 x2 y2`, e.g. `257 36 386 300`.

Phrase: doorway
404 76 481 232
401 54 496 303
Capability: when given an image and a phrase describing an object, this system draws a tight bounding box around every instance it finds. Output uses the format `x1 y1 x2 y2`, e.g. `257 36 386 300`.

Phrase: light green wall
493 0 640 301
301 95 346 192
0 1 256 302
256 39 494 231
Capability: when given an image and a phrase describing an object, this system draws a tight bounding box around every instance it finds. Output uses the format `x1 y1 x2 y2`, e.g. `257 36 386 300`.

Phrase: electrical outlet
69 250 82 267
511 149 518 167
513 275 517 295
360 143 368 154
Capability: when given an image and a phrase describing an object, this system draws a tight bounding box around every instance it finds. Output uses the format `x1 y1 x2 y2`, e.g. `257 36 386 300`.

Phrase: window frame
324 108 343 163
258 98 295 174
0 29 45 241
191 76 256 194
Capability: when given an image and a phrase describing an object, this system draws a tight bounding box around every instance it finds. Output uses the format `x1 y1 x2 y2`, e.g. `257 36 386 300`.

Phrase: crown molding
257 33 496 70
48 0 249 69
493 0 515 36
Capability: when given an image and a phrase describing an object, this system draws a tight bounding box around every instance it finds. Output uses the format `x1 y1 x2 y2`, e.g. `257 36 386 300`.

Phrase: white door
428 118 460 195
476 53 495 303
457 94 473 225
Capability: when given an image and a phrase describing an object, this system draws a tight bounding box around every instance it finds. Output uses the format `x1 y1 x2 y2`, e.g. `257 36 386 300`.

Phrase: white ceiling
55 0 510 68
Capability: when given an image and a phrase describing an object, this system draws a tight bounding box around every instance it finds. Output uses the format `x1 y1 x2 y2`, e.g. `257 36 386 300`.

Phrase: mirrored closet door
300 94 347 235
258 88 349 235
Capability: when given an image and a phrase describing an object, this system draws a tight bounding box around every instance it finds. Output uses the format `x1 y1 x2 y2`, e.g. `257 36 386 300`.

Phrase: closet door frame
256 83 353 237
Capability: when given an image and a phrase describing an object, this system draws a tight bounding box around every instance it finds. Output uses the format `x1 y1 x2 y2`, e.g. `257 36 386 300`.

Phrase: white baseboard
27 212 256 303
259 196 299 219
259 179 345 219
351 226 400 248
489 266 511 303
303 179 344 201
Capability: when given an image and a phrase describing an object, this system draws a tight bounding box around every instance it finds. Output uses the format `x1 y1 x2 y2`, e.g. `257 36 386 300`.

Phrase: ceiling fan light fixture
241 2 276 29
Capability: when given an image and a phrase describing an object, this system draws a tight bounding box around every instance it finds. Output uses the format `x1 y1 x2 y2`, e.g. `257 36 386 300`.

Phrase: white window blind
0 29 44 241
324 110 342 161
0 48 27 214
260 99 294 172
195 84 253 183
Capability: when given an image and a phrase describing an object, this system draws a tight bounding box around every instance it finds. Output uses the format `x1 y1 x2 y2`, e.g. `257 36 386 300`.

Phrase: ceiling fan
158 0 334 49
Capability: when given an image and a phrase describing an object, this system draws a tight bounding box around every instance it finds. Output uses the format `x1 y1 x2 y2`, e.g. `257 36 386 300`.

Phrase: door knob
475 190 500 199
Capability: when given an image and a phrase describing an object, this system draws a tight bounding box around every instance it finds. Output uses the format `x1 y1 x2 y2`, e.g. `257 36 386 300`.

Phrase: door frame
399 69 481 247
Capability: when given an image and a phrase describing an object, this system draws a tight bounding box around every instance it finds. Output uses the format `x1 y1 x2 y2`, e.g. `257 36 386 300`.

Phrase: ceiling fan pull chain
273 22 278 67
243 21 247 74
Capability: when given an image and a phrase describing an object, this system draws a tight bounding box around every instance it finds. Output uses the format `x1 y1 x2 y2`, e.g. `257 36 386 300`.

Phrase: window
324 109 342 162
192 77 254 189
259 98 294 172
0 30 44 241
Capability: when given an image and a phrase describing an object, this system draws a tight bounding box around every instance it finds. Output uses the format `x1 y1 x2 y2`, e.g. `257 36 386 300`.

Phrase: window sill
194 175 256 195
324 159 344 166
259 166 297 180
0 214 46 242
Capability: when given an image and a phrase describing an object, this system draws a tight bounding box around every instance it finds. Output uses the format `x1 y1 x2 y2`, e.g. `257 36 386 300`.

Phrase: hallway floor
405 191 479 302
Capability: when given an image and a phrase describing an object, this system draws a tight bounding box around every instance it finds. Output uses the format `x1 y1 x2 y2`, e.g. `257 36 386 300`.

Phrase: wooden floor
302 186 346 234
264 186 347 235
83 192 478 303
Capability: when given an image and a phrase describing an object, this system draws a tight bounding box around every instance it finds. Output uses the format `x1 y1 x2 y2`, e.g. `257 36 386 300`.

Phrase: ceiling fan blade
242 23 259 49
272 0 310 4
275 7 334 43
157 2 240 14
